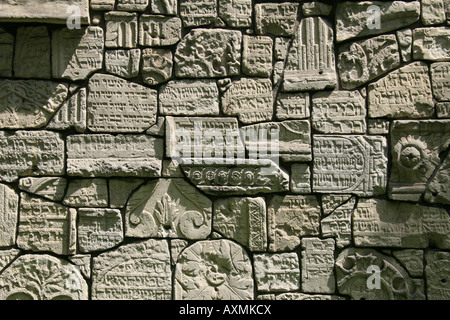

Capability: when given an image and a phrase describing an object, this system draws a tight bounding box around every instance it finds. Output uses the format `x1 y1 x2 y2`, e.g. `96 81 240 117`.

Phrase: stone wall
0 0 449 300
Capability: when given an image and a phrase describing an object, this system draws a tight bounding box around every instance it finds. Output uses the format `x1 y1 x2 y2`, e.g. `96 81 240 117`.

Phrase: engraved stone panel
92 239 171 300
47 88 87 132
78 208 123 253
63 179 108 208
213 197 267 251
105 12 138 48
424 156 450 205
0 249 20 271
393 249 424 277
312 135 388 196
368 62 434 118
397 29 413 62
335 1 420 42
368 119 390 135
17 193 76 255
105 49 141 79
0 79 68 129
389 120 450 201
170 239 188 266
125 179 212 239
67 134 163 177
254 253 300 292
0 184 18 247
283 17 337 91
87 74 157 133
91 0 115 10
0 28 13 77
109 178 144 208
181 159 290 196
0 0 90 24
180 0 217 27
139 15 182 46
241 120 312 162
242 36 273 77
312 91 366 134
276 93 310 120
353 199 450 249
321 196 355 249
446 0 450 24
222 78 273 124
431 62 450 101
425 251 450 300
422 0 446 25
68 254 91 279
301 238 335 293
338 35 400 90
268 195 321 252
321 194 352 216
0 254 88 300
175 29 241 78
141 48 173 86
336 248 423 300
302 2 332 17
117 0 149 11
0 131 65 182
52 27 104 81
151 0 178 15
274 37 290 61
255 3 299 36
160 80 219 116
437 102 450 118
218 0 252 27
290 164 311 194
413 27 450 61
174 240 254 300
19 177 67 202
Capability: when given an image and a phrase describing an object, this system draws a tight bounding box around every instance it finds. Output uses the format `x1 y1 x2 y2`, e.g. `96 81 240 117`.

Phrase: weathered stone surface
321 196 355 249
0 131 65 182
175 29 241 78
68 254 91 279
141 48 173 86
117 0 149 11
0 28 13 78
47 88 87 132
0 254 88 300
0 249 20 271
67 134 163 177
437 102 450 118
139 15 182 46
241 120 312 162
368 62 434 118
170 239 188 266
160 80 219 116
0 79 68 129
268 195 321 252
52 27 104 81
389 120 450 201
397 29 413 62
302 2 332 17
254 253 300 292
368 119 389 135
162 160 184 178
335 1 420 42
174 240 254 300
213 197 267 251
413 27 450 61
353 199 450 249
222 78 273 124
283 17 337 91
312 91 366 134
424 156 450 205
151 0 178 15
0 0 90 24
431 62 450 101
180 0 217 26
166 116 245 160
17 193 76 255
218 0 252 27
338 35 400 90
425 251 450 300
255 3 299 36
274 37 290 61
78 208 123 253
393 250 424 277
92 239 171 300
0 184 18 247
125 179 212 239
242 36 273 77
336 248 424 300
313 135 388 196
290 164 311 194
181 159 290 196
273 61 284 85
63 179 108 208
19 177 67 202
105 12 138 48
276 93 310 120
446 0 450 24
91 0 115 10
87 74 157 133
422 0 446 25
109 178 144 208
105 49 140 78
301 238 335 293
321 194 352 216
146 117 165 136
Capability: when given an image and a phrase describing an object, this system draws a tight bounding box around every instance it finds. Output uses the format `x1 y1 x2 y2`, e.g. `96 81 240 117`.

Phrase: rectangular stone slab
0 0 90 24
